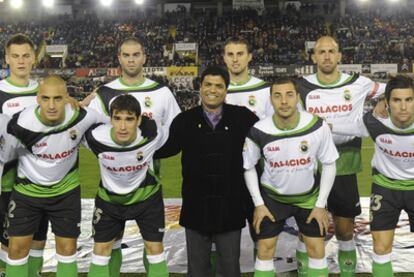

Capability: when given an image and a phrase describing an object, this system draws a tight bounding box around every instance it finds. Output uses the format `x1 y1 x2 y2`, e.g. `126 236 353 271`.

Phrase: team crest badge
299 141 309 153
144 96 152 108
344 259 354 266
69 129 77 140
136 151 144 161
343 90 352 102
0 135 5 151
248 95 256 106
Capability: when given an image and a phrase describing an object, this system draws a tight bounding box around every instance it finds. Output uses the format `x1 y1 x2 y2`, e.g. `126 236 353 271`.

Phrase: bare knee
144 241 164 255
334 216 355 241
8 236 32 259
55 237 77 256
93 241 114 257
257 238 277 260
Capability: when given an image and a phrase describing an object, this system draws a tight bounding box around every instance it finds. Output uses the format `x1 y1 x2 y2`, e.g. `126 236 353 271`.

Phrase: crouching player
331 75 414 277
84 94 168 277
243 78 338 276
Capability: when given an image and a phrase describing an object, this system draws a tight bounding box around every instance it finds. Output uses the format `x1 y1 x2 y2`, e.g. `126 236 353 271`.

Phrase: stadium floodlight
135 0 144 4
42 0 54 8
388 0 400 2
100 0 113 7
358 0 369 2
10 0 23 9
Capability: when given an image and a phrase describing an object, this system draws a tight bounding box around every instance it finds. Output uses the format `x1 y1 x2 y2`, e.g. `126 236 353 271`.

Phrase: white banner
40 198 414 273
232 0 264 10
45 45 68 54
371 64 398 73
143 67 167 76
338 64 363 73
174 43 197 51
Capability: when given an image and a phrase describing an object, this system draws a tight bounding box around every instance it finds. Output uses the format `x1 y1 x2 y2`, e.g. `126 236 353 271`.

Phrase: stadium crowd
1 6 414 70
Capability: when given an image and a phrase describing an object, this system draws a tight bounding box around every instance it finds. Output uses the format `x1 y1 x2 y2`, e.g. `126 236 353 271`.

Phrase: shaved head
314 36 339 52
40 75 67 94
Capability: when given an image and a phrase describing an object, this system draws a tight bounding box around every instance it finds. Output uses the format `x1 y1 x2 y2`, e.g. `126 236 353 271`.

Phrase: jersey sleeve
316 121 339 164
362 76 386 100
331 119 369 137
85 107 110 124
162 88 181 127
88 93 108 117
243 128 262 170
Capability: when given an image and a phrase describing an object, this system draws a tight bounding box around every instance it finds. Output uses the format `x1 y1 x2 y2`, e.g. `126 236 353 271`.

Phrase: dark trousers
185 228 241 277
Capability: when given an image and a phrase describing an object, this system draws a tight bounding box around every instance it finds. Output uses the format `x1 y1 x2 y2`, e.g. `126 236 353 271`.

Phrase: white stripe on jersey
302 73 385 145
0 79 38 116
89 77 181 128
226 76 273 119
10 105 100 186
243 111 338 195
84 124 165 194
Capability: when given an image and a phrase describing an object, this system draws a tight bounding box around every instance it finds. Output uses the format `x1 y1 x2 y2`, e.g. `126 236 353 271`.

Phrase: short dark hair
200 66 230 89
385 75 414 102
5 33 35 52
110 94 141 117
270 77 298 95
118 37 145 54
223 36 252 54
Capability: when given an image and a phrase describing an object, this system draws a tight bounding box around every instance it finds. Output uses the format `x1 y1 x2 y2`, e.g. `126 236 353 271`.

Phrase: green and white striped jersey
83 118 167 205
333 112 414 190
0 78 39 192
243 111 338 208
226 76 273 119
297 72 385 175
89 77 181 129
6 105 101 197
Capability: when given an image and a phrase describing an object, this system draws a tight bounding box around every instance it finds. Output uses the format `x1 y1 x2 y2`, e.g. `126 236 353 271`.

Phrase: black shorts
7 187 81 239
370 183 414 232
93 189 165 243
0 192 49 245
253 192 325 240
327 174 361 218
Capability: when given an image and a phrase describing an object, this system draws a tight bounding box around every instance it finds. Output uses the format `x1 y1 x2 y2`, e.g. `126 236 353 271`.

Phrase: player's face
200 75 227 112
5 43 35 80
118 43 146 78
312 40 341 75
37 83 67 126
387 88 414 127
111 110 140 145
271 83 299 119
223 43 252 75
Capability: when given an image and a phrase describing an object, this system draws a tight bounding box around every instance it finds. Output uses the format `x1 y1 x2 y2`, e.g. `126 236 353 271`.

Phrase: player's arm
154 114 183 159
307 121 339 235
331 118 369 137
363 77 387 118
79 87 99 107
243 135 275 234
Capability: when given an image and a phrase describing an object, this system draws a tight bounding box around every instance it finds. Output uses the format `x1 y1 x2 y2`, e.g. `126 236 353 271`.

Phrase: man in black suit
155 65 258 276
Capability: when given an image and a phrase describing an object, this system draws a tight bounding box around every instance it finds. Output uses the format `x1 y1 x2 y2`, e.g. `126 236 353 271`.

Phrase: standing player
85 95 168 277
0 33 49 276
331 75 414 277
244 78 338 277
223 36 273 119
4 75 100 277
87 36 180 276
296 36 386 276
